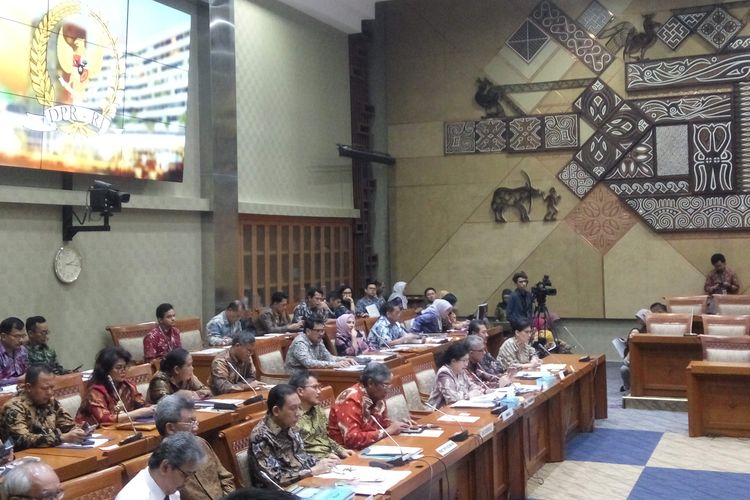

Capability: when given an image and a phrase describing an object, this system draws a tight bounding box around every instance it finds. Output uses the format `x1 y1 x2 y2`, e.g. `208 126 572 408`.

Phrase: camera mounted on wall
62 177 131 241
531 274 557 306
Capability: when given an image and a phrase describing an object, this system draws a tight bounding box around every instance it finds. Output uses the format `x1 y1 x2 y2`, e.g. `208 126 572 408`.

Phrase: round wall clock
54 246 82 284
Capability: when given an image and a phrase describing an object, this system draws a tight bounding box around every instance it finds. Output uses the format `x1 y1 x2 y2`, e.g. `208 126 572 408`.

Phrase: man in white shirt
116 432 205 500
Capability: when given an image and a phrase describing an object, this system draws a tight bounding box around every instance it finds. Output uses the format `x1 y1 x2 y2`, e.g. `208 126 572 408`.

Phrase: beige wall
383 0 750 319
235 0 357 218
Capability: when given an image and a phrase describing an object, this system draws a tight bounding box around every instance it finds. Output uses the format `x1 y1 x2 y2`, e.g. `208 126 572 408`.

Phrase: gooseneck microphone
371 416 410 466
466 367 493 392
107 375 142 445
259 470 284 491
424 402 469 442
227 360 258 395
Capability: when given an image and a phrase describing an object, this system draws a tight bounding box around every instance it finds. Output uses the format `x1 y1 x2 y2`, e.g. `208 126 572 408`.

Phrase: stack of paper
318 465 412 495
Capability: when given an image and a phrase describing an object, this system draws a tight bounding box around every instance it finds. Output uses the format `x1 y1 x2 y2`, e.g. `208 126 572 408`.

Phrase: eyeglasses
177 417 199 427
304 384 323 391
174 465 195 479
470 349 485 353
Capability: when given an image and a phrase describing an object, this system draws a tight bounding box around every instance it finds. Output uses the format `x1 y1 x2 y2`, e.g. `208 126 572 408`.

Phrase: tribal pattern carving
634 94 732 123
677 12 707 31
530 0 613 74
626 53 750 91
606 129 655 180
506 19 550 63
691 122 733 194
727 36 750 51
565 184 637 254
696 7 742 50
577 0 613 38
600 102 650 152
737 82 750 192
558 160 595 198
575 133 624 179
626 195 750 231
445 121 476 154
608 179 690 197
508 117 542 152
544 114 578 149
574 79 622 127
657 17 691 50
476 119 506 153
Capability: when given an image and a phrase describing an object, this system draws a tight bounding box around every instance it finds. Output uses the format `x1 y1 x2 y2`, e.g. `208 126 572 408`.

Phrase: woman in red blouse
76 347 154 425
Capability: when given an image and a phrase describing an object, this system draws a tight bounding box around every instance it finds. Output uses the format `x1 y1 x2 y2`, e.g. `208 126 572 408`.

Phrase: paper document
190 347 227 355
202 399 246 405
437 414 480 423
417 428 445 438
365 304 381 317
319 465 411 495
57 437 109 449
361 445 422 457
334 365 366 372
542 363 567 371
612 338 627 359
516 371 544 379
449 400 496 408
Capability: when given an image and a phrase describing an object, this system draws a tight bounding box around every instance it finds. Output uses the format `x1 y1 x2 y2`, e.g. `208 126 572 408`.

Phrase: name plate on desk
479 423 494 439
558 371 566 380
500 408 514 421
435 440 458 457
523 398 535 408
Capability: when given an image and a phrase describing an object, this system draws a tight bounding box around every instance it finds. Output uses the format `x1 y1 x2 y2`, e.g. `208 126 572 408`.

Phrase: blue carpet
629 467 750 500
565 428 663 466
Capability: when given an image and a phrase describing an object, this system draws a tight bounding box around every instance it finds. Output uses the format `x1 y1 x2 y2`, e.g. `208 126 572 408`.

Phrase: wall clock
54 246 82 284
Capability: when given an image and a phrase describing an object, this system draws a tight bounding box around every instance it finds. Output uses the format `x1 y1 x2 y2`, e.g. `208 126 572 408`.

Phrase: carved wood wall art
490 170 545 223
626 52 750 91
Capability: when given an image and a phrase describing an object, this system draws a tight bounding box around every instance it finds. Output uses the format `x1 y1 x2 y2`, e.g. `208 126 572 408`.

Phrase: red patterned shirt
143 326 182 362
327 383 391 450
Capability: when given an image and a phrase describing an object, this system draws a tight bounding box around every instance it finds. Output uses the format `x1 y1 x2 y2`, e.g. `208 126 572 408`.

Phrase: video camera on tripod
531 274 557 305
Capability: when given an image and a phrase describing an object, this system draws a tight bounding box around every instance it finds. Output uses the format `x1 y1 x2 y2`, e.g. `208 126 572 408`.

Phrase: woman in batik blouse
147 348 211 403
76 346 154 425
427 340 485 409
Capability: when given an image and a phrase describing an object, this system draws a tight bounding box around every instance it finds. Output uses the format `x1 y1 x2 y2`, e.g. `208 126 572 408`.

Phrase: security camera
88 181 130 216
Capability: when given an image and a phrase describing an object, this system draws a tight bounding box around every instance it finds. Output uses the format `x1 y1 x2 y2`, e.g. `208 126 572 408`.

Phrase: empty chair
126 363 154 401
391 364 428 412
701 315 750 337
383 381 411 422
61 466 123 499
406 352 437 398
665 295 708 314
645 313 693 336
252 336 290 385
214 416 263 488
700 335 750 362
107 321 155 363
175 316 204 352
52 372 83 418
714 295 750 315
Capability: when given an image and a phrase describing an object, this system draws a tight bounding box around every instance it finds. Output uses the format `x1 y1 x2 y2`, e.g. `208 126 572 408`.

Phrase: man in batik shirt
0 365 87 450
25 317 74 375
143 303 182 362
208 332 264 394
249 385 337 486
327 363 409 450
292 288 335 323
0 317 28 386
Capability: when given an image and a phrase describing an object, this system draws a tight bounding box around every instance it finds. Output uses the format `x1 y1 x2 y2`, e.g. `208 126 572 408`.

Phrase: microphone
424 402 469 442
259 470 284 491
225 361 264 405
107 375 142 445
370 416 410 466
466 367 492 392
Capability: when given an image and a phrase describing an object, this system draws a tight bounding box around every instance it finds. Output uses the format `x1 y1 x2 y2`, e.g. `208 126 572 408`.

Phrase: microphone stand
107 375 142 445
371 416 411 467
424 402 469 442
225 361 264 405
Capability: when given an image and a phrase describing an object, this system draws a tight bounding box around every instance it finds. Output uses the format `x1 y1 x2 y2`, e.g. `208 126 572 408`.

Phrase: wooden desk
14 452 99 482
629 334 702 397
687 360 750 437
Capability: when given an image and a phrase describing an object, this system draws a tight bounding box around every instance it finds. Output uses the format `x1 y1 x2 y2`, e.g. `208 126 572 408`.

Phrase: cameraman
506 272 534 325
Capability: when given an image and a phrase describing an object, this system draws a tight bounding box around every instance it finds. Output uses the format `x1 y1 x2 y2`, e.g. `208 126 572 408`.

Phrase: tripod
532 295 555 357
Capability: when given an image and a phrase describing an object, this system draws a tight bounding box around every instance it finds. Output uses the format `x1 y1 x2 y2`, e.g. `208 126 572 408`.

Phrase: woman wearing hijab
334 313 369 356
388 281 408 309
410 298 453 333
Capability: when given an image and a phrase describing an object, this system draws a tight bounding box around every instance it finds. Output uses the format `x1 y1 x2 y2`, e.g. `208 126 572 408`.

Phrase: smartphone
0 438 14 459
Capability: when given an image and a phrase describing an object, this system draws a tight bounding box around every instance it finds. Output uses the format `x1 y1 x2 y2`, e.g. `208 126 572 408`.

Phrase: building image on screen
0 0 190 181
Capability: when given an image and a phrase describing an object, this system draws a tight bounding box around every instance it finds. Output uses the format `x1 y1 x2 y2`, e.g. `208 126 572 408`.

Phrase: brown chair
398 309 418 330
645 313 693 336
700 335 750 362
665 295 708 314
406 352 437 399
103 436 156 467
215 416 264 488
363 316 379 336
252 336 289 385
52 372 84 418
714 295 750 315
391 364 428 412
323 323 338 355
126 363 153 401
701 315 750 337
61 465 123 499
175 316 204 352
384 380 412 422
319 385 335 418
107 321 156 363
121 452 152 481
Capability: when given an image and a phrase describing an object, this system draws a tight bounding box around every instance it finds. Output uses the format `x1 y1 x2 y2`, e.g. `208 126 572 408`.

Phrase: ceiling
275 0 379 33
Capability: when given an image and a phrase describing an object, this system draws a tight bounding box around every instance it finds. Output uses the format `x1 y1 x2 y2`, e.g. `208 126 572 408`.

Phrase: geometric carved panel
626 195 750 231
558 160 596 198
530 0 614 74
606 129 655 180
445 121 476 154
565 184 638 254
577 0 613 38
544 114 578 149
508 116 543 152
696 7 742 50
574 79 623 127
690 122 734 194
506 19 550 64
607 179 690 198
656 125 689 177
657 17 691 50
634 93 732 124
737 82 750 192
600 102 651 153
575 132 624 179
476 119 506 153
626 52 750 91
677 12 708 31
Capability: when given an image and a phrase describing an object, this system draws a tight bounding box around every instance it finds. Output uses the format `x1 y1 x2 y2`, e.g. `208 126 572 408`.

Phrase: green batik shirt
297 404 346 458
27 344 69 375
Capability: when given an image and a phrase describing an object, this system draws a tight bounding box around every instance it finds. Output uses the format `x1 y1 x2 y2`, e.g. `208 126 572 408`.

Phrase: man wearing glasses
289 371 352 459
284 317 357 378
154 395 235 499
0 317 28 386
116 431 205 500
506 272 534 325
